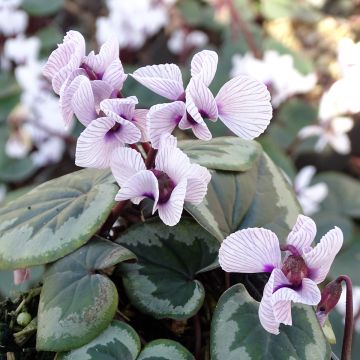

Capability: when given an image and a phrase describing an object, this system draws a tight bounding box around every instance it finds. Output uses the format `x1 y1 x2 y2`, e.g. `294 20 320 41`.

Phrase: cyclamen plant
0 31 352 360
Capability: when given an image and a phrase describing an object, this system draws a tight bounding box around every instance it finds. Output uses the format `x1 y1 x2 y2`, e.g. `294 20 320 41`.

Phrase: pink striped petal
185 164 211 204
157 178 187 226
106 113 141 144
100 96 138 120
259 270 281 334
83 35 119 74
271 278 321 307
215 76 273 139
132 64 184 100
115 170 159 209
159 133 178 149
91 80 114 112
148 102 186 148
43 30 85 80
102 58 127 90
186 78 218 120
219 228 281 273
71 76 97 126
13 268 31 285
286 215 317 254
133 109 149 142
191 50 218 86
110 147 146 186
59 68 87 128
304 227 343 284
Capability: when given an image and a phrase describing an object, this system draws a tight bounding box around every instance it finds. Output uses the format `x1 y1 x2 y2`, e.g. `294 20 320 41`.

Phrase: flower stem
337 275 353 360
145 147 158 169
194 314 202 360
100 200 128 235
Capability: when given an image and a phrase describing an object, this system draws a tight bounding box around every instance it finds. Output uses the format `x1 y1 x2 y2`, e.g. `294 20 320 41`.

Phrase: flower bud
17 312 32 327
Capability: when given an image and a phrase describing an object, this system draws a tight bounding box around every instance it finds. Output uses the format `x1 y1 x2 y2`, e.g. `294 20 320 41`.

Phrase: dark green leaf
22 0 64 16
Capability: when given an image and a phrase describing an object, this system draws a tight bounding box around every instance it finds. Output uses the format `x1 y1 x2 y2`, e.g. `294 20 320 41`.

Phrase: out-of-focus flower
219 215 343 334
168 29 209 54
337 38 360 79
111 134 211 226
133 50 272 146
0 0 27 37
231 50 317 107
294 166 328 216
336 285 360 332
97 0 176 50
3 35 40 66
13 268 31 285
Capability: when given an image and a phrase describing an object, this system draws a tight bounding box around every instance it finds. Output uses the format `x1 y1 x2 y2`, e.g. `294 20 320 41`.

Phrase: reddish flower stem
141 142 151 154
145 147 158 169
100 200 128 235
130 143 146 160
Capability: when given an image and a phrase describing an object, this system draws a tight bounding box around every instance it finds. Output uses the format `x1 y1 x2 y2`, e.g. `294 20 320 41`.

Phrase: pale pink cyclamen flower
75 95 148 168
110 134 211 226
219 215 343 334
13 268 30 285
43 30 127 127
132 50 272 147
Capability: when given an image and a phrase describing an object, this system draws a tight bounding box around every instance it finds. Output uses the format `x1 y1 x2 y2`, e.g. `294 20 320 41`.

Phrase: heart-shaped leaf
179 136 261 171
37 237 136 352
186 153 300 242
117 218 219 319
211 284 331 360
22 0 64 16
0 169 117 269
56 320 141 360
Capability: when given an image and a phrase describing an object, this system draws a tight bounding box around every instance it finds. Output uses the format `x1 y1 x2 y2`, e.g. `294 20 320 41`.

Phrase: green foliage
37 238 136 352
22 0 64 16
117 218 219 320
211 284 331 360
0 169 117 269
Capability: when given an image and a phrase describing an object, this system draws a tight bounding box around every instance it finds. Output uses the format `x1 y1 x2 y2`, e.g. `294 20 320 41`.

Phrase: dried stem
194 314 202 360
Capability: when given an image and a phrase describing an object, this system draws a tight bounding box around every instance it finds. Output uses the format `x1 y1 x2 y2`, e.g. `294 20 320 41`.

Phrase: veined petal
215 75 272 139
106 112 141 144
91 80 114 112
115 170 159 209
71 76 97 126
259 271 281 335
185 164 211 204
286 215 317 255
110 147 146 187
272 278 321 306
159 133 178 149
148 101 186 148
131 64 184 100
157 178 187 226
13 268 30 285
100 96 138 120
102 58 127 90
304 227 343 284
75 117 123 169
133 109 149 142
190 50 218 86
219 228 281 273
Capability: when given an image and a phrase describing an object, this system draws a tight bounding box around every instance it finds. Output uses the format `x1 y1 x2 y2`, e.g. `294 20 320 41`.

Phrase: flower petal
133 109 149 142
110 147 146 187
131 64 184 100
219 228 281 273
185 164 211 204
294 166 316 192
102 58 127 90
286 215 317 255
304 227 343 284
106 113 141 144
100 96 138 120
157 178 187 226
298 125 324 139
13 268 31 285
148 101 186 148
190 50 218 86
328 132 351 155
215 75 272 139
91 80 114 112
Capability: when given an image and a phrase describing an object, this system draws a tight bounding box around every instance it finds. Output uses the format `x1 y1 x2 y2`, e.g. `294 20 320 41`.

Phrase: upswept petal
131 64 184 100
75 117 123 169
286 215 317 254
190 50 218 86
148 101 186 148
133 109 149 142
294 166 316 192
157 178 187 226
298 125 324 139
185 164 211 204
13 268 31 285
328 132 351 155
83 35 119 74
71 76 97 126
43 30 85 80
102 58 127 90
219 228 281 273
91 80 114 112
215 75 272 139
59 68 87 128
110 147 146 187
115 170 159 210
159 133 178 149
105 112 141 144
304 227 343 284
100 96 138 120
259 271 281 335
186 78 218 120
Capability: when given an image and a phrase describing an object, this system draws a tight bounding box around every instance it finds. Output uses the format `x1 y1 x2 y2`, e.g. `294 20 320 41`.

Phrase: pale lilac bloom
167 29 209 55
0 0 28 37
75 96 148 168
132 50 272 147
13 268 30 285
219 215 343 334
110 134 211 226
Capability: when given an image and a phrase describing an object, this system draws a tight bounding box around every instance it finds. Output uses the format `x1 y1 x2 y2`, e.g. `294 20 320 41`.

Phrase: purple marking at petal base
142 192 155 200
105 123 121 141
263 264 275 273
199 110 209 119
174 115 183 124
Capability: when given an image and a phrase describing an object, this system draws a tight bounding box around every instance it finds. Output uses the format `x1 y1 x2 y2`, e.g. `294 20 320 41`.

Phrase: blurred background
0 0 360 356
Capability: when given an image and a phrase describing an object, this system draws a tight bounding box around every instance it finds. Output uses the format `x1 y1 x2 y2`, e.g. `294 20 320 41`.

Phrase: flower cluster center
281 255 309 288
150 169 175 204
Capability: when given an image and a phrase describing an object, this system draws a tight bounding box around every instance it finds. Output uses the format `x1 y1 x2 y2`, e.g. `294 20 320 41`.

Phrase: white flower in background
3 35 40 66
168 29 209 54
231 50 317 107
337 38 360 79
97 0 176 50
0 0 27 37
294 166 328 216
336 285 360 332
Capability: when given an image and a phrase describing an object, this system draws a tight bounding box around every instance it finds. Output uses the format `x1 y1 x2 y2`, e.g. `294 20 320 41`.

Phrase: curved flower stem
145 147 158 169
337 275 353 360
141 142 151 154
130 143 146 160
100 200 129 235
